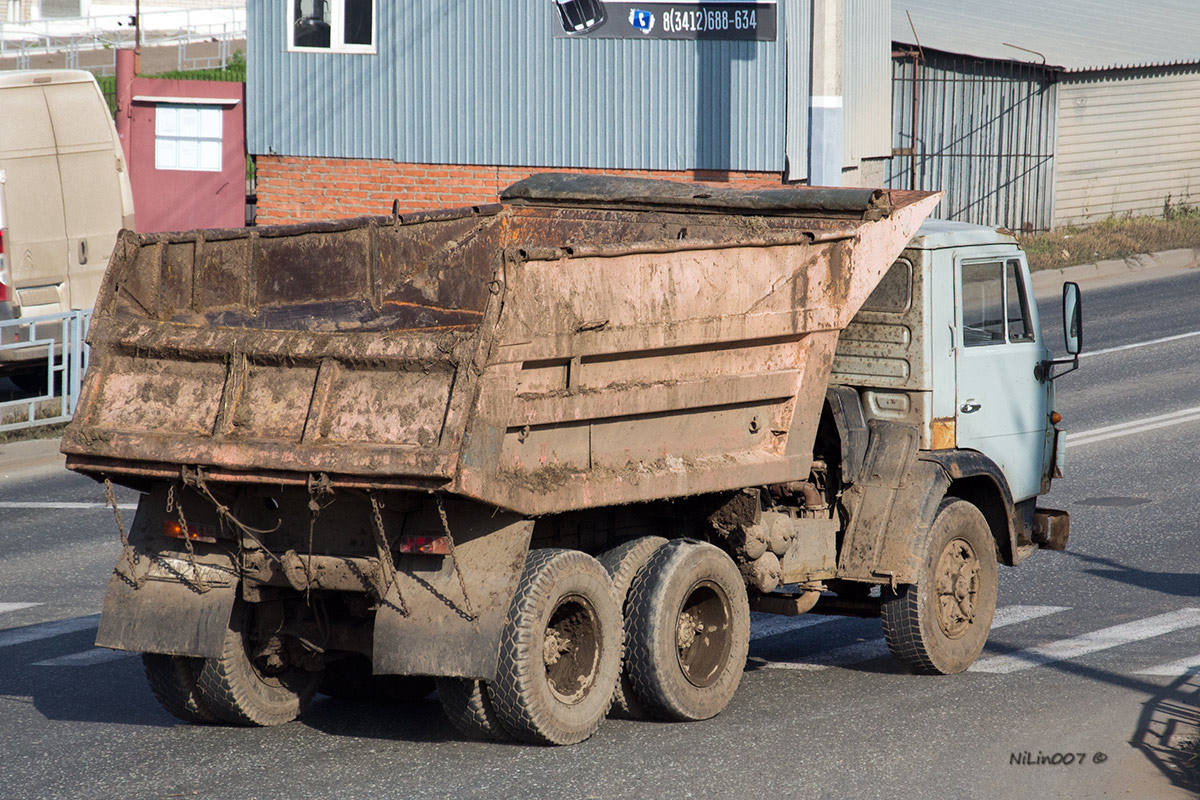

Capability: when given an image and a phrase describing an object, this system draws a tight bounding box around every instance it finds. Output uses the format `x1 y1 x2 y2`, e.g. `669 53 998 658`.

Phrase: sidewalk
1032 246 1200 298
0 436 65 481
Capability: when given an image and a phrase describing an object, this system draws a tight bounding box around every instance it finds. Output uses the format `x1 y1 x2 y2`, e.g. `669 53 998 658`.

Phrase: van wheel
195 602 320 726
490 549 623 745
624 541 750 722
881 499 998 675
435 678 513 742
141 653 220 724
597 536 668 719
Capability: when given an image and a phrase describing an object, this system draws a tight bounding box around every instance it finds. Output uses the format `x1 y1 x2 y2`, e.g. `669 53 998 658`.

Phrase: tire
490 548 623 745
881 499 998 675
624 540 750 722
597 536 668 719
141 653 221 724
195 602 321 727
435 677 513 742
320 654 435 704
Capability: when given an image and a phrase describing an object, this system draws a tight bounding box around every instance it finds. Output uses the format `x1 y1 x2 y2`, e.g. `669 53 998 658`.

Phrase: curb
0 436 65 479
1032 247 1200 296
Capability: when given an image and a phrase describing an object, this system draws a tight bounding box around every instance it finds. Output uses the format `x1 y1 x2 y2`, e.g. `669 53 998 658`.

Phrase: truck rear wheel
490 549 623 745
435 678 513 742
141 653 220 724
195 602 320 726
624 540 750 722
881 499 998 675
597 536 668 719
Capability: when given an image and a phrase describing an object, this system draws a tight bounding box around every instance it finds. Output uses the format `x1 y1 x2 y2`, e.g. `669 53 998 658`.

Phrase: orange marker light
1050 412 1062 424
163 520 218 544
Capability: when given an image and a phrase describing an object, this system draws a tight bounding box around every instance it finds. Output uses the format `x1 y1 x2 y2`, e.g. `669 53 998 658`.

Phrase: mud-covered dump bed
63 174 939 515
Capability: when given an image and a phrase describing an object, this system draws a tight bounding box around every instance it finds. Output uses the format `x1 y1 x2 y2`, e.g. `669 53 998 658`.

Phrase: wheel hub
933 538 981 639
675 580 732 688
542 594 600 704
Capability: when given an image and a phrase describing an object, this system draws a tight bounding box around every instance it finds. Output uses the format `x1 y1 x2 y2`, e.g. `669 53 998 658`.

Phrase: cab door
954 254 1049 502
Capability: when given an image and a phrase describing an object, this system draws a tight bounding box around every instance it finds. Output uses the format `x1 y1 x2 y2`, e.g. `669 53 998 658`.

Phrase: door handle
961 402 982 414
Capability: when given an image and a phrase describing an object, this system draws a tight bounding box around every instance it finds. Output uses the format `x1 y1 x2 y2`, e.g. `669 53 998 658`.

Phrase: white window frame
287 0 377 55
154 103 224 173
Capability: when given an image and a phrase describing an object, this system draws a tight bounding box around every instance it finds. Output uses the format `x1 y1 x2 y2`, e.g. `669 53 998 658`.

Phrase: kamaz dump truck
61 174 1082 745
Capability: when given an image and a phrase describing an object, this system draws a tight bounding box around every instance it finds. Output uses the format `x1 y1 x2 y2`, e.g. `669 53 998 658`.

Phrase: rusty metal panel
65 176 940 518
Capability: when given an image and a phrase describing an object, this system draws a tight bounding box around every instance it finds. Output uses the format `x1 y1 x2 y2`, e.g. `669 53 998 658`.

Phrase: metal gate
889 51 1059 231
0 310 91 432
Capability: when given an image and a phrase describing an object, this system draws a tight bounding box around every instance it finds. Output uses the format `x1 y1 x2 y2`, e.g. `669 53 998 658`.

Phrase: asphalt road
1 267 1198 799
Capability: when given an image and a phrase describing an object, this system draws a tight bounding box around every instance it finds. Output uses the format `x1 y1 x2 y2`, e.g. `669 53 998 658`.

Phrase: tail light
0 228 9 303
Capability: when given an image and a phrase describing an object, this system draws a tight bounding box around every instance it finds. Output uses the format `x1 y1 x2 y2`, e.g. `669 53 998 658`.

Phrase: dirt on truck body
63 173 1072 745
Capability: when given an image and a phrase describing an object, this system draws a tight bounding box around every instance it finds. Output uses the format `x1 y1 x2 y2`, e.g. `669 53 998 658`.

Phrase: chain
435 494 477 623
106 477 144 589
181 465 282 569
169 482 210 594
368 492 408 616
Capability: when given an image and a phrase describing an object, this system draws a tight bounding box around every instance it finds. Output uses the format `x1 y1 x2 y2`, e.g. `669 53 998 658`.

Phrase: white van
0 69 134 391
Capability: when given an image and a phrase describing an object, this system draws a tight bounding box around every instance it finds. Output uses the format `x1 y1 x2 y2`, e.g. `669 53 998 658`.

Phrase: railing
0 7 246 72
0 310 91 433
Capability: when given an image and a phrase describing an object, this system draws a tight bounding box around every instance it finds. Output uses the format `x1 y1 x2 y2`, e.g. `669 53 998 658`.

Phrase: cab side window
961 259 1034 346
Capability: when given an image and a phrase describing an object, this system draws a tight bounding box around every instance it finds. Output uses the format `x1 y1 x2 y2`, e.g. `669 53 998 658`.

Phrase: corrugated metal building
891 0 1200 230
248 0 895 224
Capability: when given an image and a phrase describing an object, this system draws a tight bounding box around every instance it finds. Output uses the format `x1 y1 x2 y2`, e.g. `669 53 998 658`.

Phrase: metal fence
0 310 90 433
0 7 245 73
889 51 1059 231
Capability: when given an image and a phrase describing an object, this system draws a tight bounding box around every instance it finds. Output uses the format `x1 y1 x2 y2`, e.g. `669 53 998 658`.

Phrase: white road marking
759 604 1068 672
1081 329 1200 359
971 607 1200 674
1069 406 1200 448
33 648 136 667
0 614 99 649
0 603 42 614
0 502 137 510
750 612 838 641
1134 654 1200 677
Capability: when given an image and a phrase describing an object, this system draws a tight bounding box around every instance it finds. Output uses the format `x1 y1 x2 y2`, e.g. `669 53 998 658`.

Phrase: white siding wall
1055 67 1200 226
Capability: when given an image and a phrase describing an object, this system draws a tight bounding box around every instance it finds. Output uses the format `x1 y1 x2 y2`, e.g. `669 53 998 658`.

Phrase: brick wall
255 156 785 225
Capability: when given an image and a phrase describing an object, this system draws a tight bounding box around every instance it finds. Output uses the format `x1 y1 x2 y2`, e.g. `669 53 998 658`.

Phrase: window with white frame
290 0 376 53
155 104 223 172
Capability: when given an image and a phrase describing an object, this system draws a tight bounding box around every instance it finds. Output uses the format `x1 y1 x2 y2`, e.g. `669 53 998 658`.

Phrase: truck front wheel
490 549 623 745
195 601 321 726
881 499 998 675
624 541 750 722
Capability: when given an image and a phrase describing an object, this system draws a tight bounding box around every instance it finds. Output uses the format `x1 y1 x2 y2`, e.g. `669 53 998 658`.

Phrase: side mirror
1063 282 1082 355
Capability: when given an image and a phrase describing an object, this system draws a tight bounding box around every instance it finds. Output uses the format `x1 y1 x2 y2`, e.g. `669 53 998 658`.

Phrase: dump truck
61 174 1082 745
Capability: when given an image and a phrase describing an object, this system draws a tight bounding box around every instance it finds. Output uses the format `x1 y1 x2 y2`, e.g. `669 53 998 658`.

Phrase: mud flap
373 499 533 681
94 493 237 658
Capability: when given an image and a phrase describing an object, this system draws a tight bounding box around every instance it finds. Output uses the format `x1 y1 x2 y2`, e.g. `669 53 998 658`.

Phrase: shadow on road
1063 551 1200 598
1134 669 1200 794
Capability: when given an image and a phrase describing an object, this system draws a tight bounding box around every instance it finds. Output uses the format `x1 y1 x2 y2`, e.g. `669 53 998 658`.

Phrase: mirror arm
1037 355 1080 382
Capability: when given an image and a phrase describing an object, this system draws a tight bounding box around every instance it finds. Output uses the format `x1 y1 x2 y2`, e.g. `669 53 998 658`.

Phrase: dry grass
1018 206 1200 273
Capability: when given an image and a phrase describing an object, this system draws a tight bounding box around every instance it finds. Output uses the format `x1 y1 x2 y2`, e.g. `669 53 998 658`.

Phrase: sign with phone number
552 1 777 41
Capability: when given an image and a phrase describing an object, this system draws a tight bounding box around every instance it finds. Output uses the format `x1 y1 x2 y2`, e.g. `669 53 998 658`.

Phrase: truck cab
832 219 1069 569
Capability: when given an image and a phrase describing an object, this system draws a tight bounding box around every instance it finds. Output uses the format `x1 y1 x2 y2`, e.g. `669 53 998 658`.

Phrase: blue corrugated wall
249 0 789 172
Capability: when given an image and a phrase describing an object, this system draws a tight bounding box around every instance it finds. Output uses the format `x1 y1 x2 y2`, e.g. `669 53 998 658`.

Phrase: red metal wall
116 65 245 233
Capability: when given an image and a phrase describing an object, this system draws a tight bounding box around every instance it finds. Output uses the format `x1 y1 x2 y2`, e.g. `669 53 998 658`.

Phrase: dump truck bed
63 174 939 515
